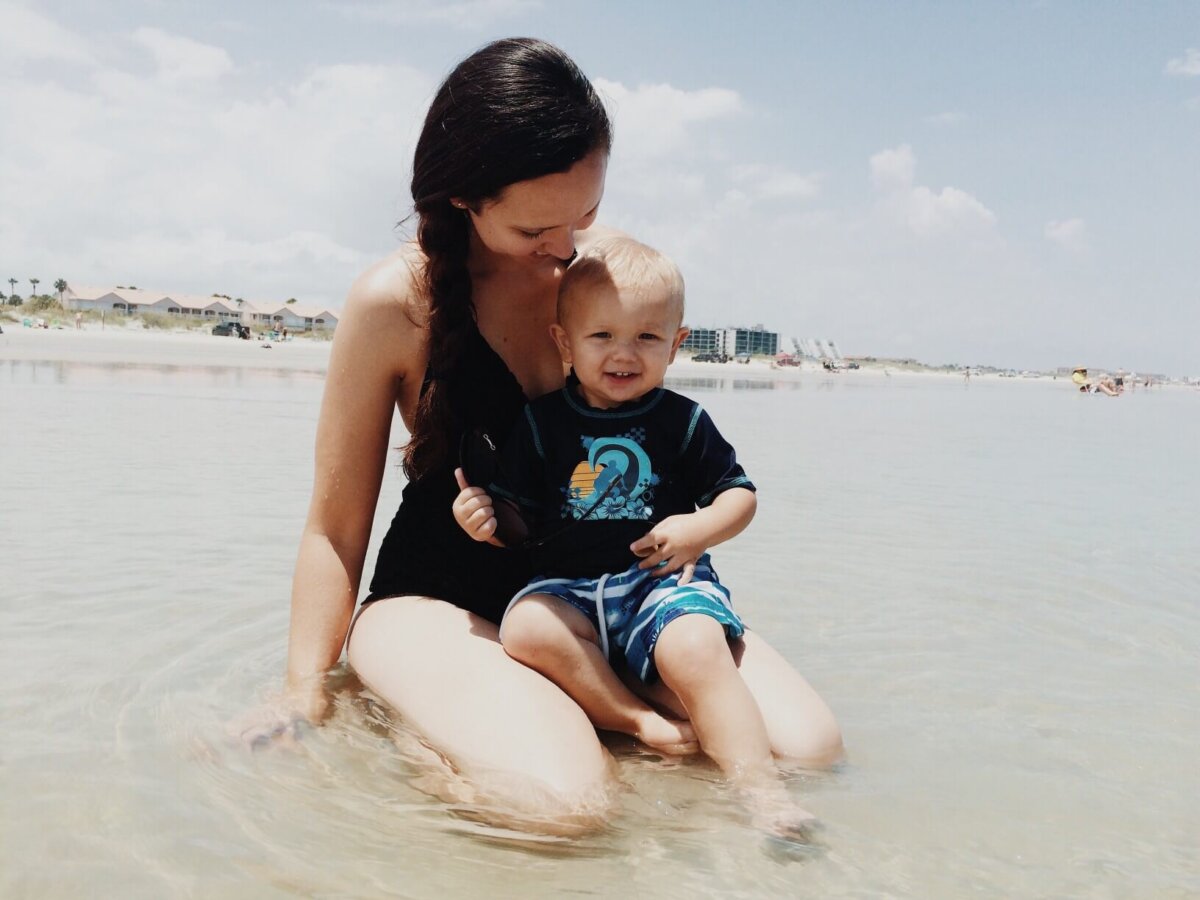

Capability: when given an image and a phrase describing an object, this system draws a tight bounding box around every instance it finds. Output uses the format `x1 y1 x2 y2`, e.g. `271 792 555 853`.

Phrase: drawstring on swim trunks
594 573 610 660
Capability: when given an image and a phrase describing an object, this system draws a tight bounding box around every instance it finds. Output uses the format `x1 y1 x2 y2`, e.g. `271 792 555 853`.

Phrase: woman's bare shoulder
336 246 429 373
346 244 428 322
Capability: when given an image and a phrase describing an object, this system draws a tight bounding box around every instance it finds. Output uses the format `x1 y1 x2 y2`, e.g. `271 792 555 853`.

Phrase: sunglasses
459 428 530 547
457 426 618 551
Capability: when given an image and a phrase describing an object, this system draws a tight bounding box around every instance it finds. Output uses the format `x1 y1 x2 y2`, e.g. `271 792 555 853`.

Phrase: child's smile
551 284 689 409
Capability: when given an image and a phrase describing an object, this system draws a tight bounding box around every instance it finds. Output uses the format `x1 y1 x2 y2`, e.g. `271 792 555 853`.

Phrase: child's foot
633 711 699 755
742 782 821 843
752 805 821 844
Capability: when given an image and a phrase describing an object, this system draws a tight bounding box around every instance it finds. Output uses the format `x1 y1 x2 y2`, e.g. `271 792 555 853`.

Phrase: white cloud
869 144 916 190
131 27 234 83
904 185 996 235
730 164 822 201
333 0 542 28
1044 218 1089 252
869 144 995 236
0 9 435 304
596 79 742 162
923 111 964 125
0 1 96 67
1165 48 1200 76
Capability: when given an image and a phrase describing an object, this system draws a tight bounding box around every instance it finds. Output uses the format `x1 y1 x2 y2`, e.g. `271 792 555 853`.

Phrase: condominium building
681 324 779 357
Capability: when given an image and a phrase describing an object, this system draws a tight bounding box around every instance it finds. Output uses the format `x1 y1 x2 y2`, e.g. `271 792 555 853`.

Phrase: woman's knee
346 596 616 823
727 631 845 766
773 709 844 767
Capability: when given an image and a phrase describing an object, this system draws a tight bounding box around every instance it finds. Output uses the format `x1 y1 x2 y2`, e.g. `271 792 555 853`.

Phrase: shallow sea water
2 359 1198 898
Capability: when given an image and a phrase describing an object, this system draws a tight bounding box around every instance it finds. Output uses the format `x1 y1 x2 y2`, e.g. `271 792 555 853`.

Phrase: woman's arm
284 256 426 719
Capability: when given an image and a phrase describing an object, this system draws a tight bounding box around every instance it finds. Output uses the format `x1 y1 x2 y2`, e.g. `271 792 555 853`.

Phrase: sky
1 1 1197 374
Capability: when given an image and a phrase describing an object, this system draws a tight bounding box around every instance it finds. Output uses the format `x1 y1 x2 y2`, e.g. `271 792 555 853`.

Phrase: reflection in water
4 358 326 388
666 375 801 393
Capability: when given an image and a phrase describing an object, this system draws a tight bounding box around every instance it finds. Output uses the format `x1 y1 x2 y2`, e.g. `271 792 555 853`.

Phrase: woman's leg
731 631 843 767
346 595 616 834
630 630 843 768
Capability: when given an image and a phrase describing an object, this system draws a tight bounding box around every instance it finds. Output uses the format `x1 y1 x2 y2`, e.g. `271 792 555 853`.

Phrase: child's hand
453 468 499 543
630 514 708 585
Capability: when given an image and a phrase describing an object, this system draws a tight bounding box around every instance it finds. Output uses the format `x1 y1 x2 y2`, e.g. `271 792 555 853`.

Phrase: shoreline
1 322 1186 388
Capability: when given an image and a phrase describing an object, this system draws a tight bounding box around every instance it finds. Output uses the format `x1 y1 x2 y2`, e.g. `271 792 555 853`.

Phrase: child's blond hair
558 237 685 324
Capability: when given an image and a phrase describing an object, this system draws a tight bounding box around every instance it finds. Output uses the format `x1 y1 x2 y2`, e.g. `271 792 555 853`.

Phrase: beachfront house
63 285 161 314
239 301 340 332
60 284 339 331
141 293 243 320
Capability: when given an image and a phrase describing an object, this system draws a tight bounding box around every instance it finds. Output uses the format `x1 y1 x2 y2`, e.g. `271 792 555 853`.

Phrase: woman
282 37 842 830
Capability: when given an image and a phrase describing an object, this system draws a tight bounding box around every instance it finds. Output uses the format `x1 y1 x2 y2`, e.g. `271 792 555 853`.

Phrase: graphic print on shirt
562 427 658 521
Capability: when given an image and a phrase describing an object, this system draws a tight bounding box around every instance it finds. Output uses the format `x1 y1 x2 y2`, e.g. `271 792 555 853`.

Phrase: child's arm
452 468 502 545
629 486 756 584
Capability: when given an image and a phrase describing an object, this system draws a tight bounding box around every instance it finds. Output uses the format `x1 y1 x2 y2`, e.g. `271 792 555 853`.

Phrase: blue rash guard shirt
492 374 755 579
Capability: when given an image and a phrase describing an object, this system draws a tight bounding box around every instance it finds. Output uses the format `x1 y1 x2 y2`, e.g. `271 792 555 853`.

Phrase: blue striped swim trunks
502 554 745 683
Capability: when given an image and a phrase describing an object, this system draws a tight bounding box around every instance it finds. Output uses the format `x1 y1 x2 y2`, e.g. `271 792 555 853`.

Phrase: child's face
550 283 689 409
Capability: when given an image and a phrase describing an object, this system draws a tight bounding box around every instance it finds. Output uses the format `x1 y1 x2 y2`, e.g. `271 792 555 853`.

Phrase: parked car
212 321 250 338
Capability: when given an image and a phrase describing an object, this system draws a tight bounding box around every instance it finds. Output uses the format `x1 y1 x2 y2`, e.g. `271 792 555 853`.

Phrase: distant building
681 324 779 357
680 327 723 355
725 325 779 357
62 284 339 331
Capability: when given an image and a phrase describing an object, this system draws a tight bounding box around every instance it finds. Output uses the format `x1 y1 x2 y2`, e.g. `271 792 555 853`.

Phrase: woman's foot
632 711 699 755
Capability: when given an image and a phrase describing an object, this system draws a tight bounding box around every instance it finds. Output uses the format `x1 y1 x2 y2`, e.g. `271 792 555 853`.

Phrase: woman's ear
549 323 573 365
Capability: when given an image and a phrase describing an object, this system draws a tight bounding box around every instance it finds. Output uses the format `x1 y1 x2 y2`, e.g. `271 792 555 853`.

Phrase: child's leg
653 614 816 834
501 594 697 755
652 613 771 776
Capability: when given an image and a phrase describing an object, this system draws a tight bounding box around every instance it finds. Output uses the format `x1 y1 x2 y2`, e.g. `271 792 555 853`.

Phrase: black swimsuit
364 320 535 624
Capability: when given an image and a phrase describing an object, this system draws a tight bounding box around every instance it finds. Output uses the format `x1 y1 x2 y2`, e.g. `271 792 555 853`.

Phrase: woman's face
458 150 607 266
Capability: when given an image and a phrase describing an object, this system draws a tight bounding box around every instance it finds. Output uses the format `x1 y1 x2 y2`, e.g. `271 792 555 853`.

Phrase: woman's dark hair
403 37 612 479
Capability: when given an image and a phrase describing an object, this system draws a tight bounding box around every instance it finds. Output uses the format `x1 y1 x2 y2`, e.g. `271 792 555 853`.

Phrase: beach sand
0 322 333 373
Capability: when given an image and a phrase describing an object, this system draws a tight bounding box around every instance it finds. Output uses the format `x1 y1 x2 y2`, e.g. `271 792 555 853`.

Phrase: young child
453 238 811 828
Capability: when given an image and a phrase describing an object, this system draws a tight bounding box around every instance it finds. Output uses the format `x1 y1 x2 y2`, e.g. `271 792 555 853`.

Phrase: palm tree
7 277 15 298
54 278 67 302
30 277 40 298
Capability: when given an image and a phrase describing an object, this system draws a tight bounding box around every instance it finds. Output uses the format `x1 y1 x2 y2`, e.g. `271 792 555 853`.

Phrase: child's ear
668 326 690 363
549 323 573 364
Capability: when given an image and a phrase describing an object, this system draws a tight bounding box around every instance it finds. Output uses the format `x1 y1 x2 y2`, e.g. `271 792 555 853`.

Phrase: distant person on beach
74 311 82 330
1071 366 1120 396
268 37 841 834
451 238 813 831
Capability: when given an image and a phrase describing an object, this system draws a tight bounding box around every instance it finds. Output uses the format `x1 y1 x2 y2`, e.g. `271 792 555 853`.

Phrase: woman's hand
453 468 499 543
630 513 709 585
230 678 328 750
